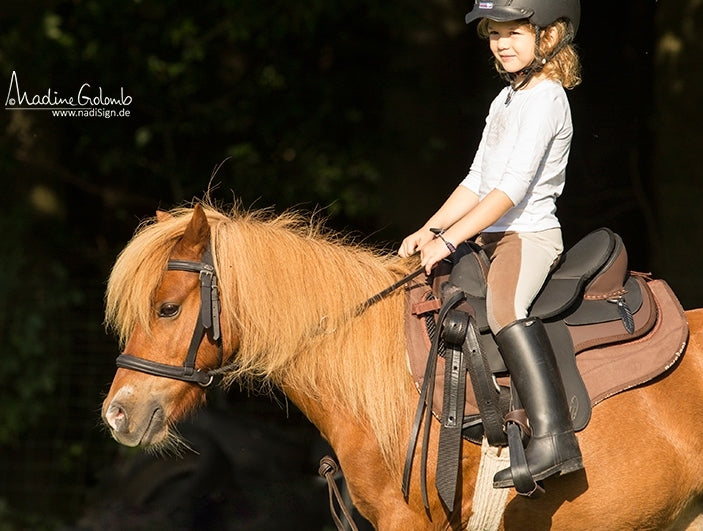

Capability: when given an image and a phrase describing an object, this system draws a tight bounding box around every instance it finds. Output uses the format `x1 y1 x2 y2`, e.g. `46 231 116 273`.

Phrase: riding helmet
464 0 580 36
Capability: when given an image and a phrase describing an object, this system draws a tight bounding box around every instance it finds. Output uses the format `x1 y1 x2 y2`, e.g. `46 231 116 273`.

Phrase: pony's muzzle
103 397 167 447
104 401 128 434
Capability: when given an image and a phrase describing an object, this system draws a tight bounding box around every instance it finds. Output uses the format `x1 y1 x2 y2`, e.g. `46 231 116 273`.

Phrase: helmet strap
504 22 575 104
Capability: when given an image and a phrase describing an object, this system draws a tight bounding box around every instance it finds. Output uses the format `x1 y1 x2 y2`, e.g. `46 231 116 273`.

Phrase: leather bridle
115 243 228 387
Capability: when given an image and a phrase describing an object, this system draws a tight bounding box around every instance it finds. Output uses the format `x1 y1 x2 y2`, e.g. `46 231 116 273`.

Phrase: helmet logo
479 2 494 9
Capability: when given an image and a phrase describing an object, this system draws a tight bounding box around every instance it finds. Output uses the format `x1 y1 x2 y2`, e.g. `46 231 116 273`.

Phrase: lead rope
319 456 360 531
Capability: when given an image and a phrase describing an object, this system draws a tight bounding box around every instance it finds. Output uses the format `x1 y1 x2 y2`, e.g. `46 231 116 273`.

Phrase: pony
102 202 703 529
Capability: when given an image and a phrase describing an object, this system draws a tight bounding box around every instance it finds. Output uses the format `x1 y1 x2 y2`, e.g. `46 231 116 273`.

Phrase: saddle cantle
404 228 689 445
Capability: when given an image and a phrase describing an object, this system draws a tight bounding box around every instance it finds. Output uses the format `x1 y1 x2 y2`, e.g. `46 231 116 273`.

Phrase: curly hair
477 18 582 90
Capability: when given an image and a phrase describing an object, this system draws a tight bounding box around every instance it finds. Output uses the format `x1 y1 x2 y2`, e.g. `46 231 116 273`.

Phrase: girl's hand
420 237 451 274
398 228 434 258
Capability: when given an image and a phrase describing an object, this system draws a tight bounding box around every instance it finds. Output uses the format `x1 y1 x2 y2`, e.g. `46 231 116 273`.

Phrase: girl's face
487 20 536 74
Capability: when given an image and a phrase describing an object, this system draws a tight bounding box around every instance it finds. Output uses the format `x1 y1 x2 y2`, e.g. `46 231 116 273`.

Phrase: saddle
402 228 689 503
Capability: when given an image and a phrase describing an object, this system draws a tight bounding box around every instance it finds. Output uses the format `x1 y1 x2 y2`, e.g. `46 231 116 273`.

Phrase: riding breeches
475 229 563 334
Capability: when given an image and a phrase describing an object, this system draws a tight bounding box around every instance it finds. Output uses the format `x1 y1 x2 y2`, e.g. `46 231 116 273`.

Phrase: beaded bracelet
429 227 457 254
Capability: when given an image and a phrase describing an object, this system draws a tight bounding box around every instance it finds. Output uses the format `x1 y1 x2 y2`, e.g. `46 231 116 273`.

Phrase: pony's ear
155 210 173 222
174 204 211 259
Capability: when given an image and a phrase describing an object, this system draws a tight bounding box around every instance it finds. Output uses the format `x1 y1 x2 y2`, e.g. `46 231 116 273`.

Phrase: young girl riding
398 0 583 489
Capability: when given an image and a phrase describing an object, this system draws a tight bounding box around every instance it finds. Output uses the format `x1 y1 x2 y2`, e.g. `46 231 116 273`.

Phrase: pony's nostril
105 402 128 433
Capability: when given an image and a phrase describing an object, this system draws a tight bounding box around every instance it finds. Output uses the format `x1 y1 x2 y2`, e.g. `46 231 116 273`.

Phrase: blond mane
105 202 418 467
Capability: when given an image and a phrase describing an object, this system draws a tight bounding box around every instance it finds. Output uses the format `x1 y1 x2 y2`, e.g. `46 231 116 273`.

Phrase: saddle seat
441 228 651 376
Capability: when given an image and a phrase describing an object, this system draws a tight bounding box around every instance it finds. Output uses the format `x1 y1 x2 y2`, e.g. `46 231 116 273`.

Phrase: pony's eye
158 303 180 318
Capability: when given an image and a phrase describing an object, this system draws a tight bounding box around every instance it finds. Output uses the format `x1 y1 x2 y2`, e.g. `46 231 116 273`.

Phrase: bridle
115 243 228 387
114 240 426 388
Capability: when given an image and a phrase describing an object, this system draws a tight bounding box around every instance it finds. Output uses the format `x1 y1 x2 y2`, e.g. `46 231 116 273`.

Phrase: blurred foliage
651 0 703 304
1 1 420 225
0 199 67 443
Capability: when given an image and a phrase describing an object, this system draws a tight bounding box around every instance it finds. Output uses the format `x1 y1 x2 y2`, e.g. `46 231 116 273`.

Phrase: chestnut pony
102 203 703 529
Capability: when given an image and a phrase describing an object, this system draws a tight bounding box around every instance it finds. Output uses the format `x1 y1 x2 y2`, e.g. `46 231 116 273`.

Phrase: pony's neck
219 218 416 467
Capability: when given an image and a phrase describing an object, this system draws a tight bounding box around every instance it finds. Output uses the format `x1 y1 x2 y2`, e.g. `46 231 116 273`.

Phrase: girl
398 0 583 490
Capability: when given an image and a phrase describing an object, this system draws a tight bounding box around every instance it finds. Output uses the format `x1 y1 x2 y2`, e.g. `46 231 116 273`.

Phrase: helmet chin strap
505 64 539 105
504 22 575 105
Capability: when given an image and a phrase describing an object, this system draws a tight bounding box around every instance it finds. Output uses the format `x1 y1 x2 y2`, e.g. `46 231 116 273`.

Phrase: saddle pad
404 278 689 430
576 279 688 404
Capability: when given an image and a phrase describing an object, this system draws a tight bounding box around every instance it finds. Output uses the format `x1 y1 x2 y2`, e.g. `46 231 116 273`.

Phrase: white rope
467 438 511 531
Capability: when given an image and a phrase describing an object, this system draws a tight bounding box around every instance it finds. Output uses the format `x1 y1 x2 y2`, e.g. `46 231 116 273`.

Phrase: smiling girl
398 0 583 490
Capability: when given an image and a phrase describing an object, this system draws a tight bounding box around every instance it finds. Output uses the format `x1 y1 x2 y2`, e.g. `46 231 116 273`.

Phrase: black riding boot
493 317 584 488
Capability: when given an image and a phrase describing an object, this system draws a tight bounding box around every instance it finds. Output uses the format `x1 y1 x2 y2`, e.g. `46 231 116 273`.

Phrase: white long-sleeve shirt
461 79 572 233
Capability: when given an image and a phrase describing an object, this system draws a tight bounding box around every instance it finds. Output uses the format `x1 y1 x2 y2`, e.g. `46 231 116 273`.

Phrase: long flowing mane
106 202 419 465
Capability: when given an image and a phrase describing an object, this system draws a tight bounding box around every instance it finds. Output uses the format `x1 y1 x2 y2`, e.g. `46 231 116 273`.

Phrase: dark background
0 1 700 529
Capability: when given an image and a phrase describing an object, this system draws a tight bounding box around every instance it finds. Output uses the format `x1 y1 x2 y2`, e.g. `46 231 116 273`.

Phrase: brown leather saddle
404 227 689 447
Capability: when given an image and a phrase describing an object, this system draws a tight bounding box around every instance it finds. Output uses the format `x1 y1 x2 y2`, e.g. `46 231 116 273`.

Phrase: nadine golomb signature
5 70 132 118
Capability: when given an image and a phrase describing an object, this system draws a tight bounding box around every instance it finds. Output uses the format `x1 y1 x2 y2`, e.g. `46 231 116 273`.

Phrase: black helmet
465 0 580 36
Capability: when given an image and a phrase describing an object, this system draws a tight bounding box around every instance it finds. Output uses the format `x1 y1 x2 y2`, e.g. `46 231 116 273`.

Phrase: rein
356 266 425 314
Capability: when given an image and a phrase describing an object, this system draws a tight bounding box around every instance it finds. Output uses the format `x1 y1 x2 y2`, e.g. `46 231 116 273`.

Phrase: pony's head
101 204 235 449
102 201 416 464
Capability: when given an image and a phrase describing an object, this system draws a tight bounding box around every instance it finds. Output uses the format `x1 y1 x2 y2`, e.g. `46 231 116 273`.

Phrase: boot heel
556 456 584 476
531 455 584 483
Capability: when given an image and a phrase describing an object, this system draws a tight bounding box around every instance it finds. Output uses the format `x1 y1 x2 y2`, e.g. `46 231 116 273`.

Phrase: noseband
115 244 226 387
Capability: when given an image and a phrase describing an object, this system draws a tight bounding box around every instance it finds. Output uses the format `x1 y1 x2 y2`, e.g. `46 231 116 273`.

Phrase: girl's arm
418 188 514 273
398 185 480 258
